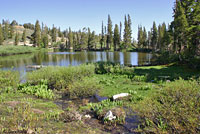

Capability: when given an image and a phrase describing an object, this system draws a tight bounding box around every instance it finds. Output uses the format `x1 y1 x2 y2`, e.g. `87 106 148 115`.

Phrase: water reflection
0 51 152 72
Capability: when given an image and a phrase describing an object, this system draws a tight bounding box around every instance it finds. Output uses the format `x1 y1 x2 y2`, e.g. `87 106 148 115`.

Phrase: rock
82 99 89 106
26 65 46 69
27 129 34 134
112 107 126 118
104 111 116 121
32 108 45 114
84 114 91 119
113 93 129 100
166 80 171 83
61 111 82 122
74 111 82 121
5 101 21 107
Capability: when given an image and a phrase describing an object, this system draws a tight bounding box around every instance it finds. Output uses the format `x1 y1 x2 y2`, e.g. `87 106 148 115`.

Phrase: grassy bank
0 63 200 133
0 45 40 56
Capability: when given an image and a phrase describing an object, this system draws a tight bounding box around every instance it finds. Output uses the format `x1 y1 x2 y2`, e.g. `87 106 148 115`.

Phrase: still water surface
0 51 152 79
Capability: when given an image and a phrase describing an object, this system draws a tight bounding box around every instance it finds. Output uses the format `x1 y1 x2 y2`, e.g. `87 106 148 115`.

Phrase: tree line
0 0 199 60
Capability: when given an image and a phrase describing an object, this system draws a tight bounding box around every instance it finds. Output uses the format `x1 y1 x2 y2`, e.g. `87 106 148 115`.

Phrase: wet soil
55 95 141 134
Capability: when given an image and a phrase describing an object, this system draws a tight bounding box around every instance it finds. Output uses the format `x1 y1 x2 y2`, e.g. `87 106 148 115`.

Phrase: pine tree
157 24 162 50
123 15 132 49
42 34 49 48
88 31 96 50
104 26 107 49
22 29 26 45
160 23 167 51
120 22 122 42
87 28 91 49
67 27 73 49
61 34 65 42
137 25 143 48
73 33 78 49
76 31 81 50
33 20 41 47
9 25 14 39
52 25 57 42
0 24 4 45
151 21 158 51
113 24 120 51
147 31 152 49
58 27 62 37
142 27 147 48
185 0 200 56
106 15 113 50
80 28 88 50
100 21 104 50
162 25 172 52
173 0 189 54
3 22 9 40
14 32 19 45
10 20 18 26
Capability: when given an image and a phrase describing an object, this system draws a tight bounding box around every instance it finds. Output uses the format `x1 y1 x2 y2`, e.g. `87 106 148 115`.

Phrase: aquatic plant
18 80 55 100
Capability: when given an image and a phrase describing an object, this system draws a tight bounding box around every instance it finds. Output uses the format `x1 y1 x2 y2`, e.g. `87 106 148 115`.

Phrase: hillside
2 25 66 47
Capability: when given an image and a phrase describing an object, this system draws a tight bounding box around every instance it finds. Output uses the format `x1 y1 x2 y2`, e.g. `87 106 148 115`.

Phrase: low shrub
68 77 101 99
132 75 148 82
135 78 200 134
27 64 95 90
18 80 55 100
0 70 19 92
94 61 134 75
0 103 44 133
91 99 124 119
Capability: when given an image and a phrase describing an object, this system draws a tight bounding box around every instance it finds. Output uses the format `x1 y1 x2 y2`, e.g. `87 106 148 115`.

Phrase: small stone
104 111 116 121
27 129 34 134
82 99 89 106
84 114 91 119
74 111 82 121
113 93 129 100
112 107 126 118
61 111 82 122
32 108 45 114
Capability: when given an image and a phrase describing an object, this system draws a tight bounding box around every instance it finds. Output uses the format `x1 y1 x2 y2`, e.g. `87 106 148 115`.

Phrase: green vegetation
18 80 55 100
0 0 199 133
68 77 101 99
0 0 198 61
0 63 200 133
0 45 38 56
27 64 95 90
136 79 200 134
0 70 19 92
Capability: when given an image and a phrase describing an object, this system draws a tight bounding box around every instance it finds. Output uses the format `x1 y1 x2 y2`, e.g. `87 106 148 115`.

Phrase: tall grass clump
94 61 134 75
0 46 38 56
135 78 200 134
27 64 95 90
68 77 102 99
0 70 19 92
0 103 44 133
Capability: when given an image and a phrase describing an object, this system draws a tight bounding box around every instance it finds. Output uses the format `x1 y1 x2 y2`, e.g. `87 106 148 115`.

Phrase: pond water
0 51 152 80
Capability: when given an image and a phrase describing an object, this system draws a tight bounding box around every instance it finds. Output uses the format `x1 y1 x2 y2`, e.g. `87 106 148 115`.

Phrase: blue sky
0 0 175 39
